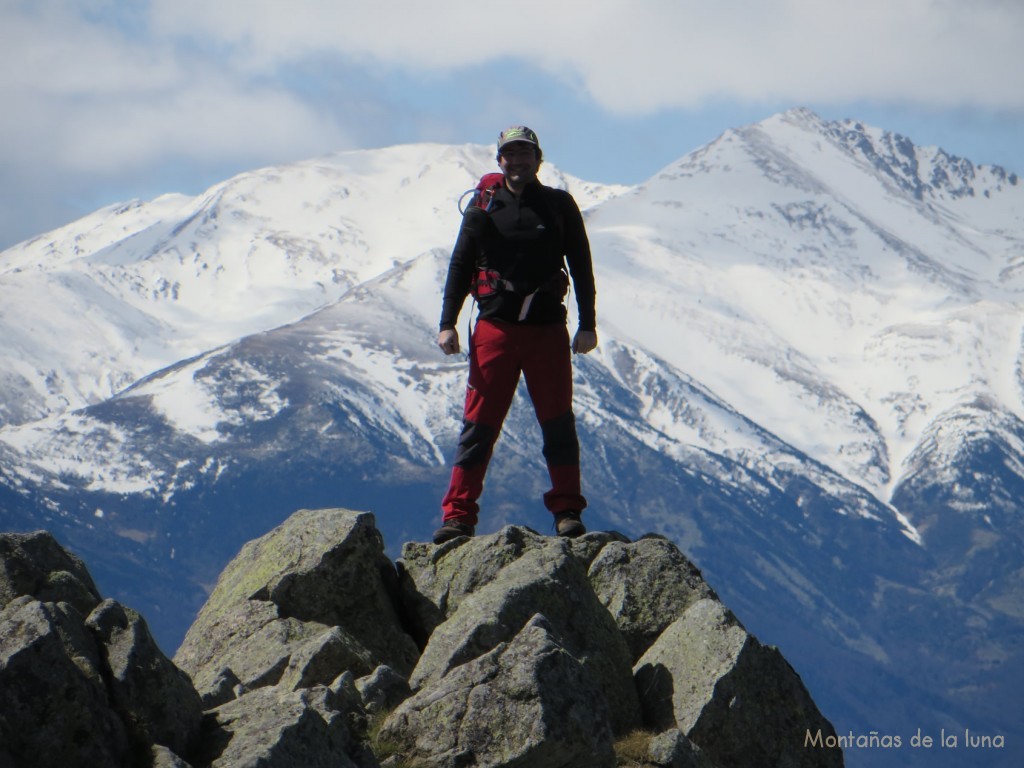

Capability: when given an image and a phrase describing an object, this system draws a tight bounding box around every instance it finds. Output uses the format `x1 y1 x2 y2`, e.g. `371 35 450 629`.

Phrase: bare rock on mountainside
635 598 838 768
0 529 102 616
400 527 641 736
0 510 844 767
173 508 418 707
0 532 203 768
379 613 619 767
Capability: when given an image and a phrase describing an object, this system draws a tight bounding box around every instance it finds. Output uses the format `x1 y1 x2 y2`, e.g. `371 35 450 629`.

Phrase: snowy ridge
0 145 625 429
590 108 1024 498
3 108 1021 536
1 109 1022 768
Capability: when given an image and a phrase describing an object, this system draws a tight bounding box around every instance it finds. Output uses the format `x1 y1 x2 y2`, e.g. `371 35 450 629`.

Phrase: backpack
457 173 569 316
458 172 506 215
457 173 566 242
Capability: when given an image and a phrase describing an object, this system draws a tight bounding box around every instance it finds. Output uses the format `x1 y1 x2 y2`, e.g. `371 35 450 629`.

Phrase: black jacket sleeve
438 210 480 330
560 192 597 331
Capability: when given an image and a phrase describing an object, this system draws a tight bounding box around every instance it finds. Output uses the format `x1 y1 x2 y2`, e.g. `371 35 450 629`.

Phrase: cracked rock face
1 512 844 767
380 613 617 767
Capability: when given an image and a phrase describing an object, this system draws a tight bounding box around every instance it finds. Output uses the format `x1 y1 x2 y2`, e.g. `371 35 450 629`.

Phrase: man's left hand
572 330 598 355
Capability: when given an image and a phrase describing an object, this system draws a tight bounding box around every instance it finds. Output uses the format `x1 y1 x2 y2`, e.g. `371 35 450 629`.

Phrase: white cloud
56 80 344 173
5 0 1021 178
1 0 1022 248
0 1 352 246
0 3 348 173
2 2 177 95
146 0 1024 111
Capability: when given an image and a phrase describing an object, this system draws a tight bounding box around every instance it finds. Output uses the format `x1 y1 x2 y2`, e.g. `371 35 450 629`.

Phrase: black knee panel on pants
541 411 579 466
453 420 497 468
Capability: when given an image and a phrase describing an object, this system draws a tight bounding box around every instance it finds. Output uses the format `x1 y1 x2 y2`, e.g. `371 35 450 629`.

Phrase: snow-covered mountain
1 108 1021 767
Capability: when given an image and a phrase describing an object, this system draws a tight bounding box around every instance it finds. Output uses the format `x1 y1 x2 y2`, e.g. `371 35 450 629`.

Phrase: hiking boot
554 511 586 538
432 520 475 544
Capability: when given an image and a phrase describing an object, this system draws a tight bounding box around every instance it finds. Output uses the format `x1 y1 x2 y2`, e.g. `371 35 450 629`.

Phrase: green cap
497 125 540 152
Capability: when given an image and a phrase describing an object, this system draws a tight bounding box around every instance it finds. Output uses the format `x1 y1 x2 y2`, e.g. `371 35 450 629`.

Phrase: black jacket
439 181 596 331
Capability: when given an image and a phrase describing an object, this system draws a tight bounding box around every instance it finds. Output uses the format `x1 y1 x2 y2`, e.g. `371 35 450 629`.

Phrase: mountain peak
827 119 1017 200
2 109 1022 767
1 511 844 767
758 108 1020 202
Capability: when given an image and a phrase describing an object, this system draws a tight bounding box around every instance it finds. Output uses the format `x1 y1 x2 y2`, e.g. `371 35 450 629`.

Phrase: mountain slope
592 109 1024 495
1 109 1021 767
0 144 624 428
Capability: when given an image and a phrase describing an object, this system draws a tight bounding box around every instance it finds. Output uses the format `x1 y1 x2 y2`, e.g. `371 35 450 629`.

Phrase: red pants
441 319 587 525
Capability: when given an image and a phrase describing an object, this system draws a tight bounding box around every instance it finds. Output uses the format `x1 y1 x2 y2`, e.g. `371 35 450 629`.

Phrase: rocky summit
0 509 843 767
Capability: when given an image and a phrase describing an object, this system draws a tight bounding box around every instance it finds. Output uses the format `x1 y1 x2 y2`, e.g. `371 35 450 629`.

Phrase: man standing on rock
433 125 598 545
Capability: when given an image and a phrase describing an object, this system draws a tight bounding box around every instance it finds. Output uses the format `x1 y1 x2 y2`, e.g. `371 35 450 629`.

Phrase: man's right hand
438 328 460 355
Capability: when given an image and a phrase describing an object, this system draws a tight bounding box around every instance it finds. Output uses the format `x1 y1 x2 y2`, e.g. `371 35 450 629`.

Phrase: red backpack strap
459 173 506 214
474 173 505 212
475 173 505 191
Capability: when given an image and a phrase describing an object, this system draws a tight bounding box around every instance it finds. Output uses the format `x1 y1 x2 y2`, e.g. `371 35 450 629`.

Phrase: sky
1 0 1022 251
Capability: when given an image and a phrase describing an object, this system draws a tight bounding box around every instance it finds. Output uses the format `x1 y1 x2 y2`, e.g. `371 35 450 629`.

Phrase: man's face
498 142 540 190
